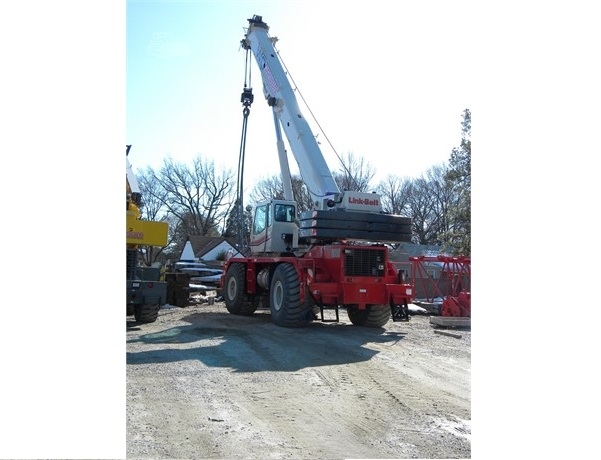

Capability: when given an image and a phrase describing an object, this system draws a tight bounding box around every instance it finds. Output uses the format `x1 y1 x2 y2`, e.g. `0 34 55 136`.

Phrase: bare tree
135 166 173 265
376 174 412 215
247 151 376 214
407 164 453 245
333 151 376 192
137 166 169 222
249 175 286 203
143 155 236 250
426 163 458 243
249 175 314 213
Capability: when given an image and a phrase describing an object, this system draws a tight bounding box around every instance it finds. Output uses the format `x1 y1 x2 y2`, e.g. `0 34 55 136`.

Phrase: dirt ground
126 299 471 459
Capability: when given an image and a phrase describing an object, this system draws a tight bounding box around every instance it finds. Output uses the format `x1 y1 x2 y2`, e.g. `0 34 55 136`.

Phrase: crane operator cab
250 199 298 255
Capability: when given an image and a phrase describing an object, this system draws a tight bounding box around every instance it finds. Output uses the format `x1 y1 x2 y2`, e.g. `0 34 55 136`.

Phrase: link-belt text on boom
348 197 380 206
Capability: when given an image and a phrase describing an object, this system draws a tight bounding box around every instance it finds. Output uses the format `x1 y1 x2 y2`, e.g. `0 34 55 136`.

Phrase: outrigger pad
391 303 410 322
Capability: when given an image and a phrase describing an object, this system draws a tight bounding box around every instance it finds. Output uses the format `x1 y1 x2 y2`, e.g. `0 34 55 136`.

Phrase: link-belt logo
348 197 379 206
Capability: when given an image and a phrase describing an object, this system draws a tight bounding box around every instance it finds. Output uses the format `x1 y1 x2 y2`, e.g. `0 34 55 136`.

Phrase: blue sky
126 0 472 190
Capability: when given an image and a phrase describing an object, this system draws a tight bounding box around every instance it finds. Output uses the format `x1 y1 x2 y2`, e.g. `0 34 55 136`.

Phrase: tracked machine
220 15 414 328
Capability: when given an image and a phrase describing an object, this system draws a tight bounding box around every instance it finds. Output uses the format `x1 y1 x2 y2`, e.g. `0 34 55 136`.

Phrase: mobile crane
126 145 169 324
220 15 414 328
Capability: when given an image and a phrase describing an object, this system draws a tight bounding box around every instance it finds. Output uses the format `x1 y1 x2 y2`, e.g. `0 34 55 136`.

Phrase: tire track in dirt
127 303 471 458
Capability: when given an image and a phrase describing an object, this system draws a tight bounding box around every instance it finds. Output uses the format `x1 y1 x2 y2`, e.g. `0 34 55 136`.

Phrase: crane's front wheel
270 263 311 327
347 305 390 328
224 263 256 315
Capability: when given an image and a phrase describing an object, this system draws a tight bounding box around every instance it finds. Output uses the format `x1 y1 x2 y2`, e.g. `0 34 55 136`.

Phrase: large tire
126 304 134 316
134 303 159 324
270 263 311 328
224 263 256 315
347 305 390 328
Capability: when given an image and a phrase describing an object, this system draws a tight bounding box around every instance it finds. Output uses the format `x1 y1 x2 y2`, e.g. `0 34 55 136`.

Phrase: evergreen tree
223 199 252 251
443 109 471 255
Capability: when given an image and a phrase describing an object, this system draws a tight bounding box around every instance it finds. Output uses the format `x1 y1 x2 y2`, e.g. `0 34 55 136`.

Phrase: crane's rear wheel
224 263 256 315
270 263 311 328
134 303 159 324
347 305 390 328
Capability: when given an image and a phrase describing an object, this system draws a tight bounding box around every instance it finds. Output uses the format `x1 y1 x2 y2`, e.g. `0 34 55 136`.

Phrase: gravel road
126 300 471 459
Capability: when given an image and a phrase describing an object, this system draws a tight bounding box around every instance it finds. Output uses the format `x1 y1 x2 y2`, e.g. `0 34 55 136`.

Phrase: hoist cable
235 48 254 254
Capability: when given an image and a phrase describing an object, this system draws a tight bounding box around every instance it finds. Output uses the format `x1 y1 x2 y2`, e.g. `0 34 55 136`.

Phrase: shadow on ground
127 309 406 372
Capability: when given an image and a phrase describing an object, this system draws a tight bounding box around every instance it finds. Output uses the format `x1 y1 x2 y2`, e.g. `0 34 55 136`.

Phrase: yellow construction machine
126 145 169 324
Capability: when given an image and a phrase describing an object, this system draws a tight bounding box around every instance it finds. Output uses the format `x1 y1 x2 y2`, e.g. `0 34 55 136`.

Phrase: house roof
186 236 238 259
389 243 442 262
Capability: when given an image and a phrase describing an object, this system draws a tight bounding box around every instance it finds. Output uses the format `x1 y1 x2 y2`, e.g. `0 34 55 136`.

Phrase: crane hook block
241 87 254 107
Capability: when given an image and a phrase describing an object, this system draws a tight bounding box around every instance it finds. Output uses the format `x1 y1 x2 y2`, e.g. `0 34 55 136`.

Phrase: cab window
253 205 269 234
274 204 295 222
